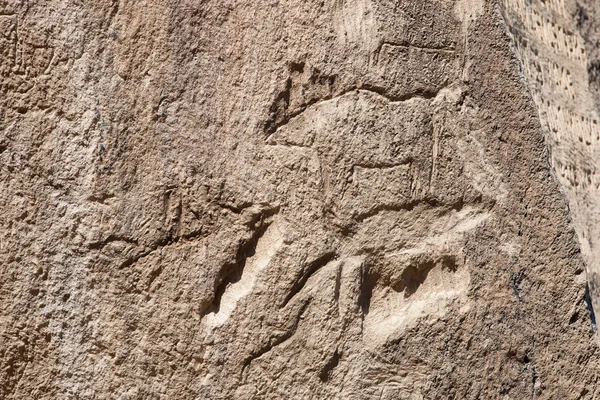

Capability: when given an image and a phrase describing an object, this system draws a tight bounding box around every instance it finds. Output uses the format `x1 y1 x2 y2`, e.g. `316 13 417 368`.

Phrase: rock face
501 0 600 317
0 0 598 398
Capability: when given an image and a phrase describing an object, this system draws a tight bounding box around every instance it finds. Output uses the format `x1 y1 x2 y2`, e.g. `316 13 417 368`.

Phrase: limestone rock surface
1 0 599 399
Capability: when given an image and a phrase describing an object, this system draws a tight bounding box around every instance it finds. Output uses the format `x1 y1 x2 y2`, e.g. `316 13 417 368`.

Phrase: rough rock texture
501 0 600 316
1 0 599 398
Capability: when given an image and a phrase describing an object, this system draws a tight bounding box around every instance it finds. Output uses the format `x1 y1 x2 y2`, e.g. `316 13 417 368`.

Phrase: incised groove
281 251 338 308
265 86 444 139
206 219 274 316
242 299 311 376
88 234 138 250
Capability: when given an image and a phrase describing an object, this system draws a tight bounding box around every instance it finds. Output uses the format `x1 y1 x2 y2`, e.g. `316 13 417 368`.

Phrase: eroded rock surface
1 0 598 398
501 0 600 316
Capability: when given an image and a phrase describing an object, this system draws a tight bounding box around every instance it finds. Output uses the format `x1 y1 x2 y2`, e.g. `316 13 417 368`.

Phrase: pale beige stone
0 0 598 399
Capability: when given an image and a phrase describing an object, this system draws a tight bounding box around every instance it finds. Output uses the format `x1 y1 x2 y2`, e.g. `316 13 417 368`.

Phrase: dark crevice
354 200 419 223
360 83 440 102
353 187 488 224
242 299 310 375
585 283 597 331
576 3 589 29
181 228 203 240
319 348 340 382
333 264 342 307
588 60 600 88
88 234 138 250
359 264 378 315
348 159 413 176
441 255 458 272
290 61 305 74
569 310 580 324
208 217 275 315
216 201 253 214
264 76 293 135
281 252 338 308
392 260 437 298
452 196 465 212
108 0 119 27
86 192 115 204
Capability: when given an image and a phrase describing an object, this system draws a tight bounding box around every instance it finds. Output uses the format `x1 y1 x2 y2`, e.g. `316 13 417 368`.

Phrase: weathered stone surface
1 0 598 398
501 0 600 317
